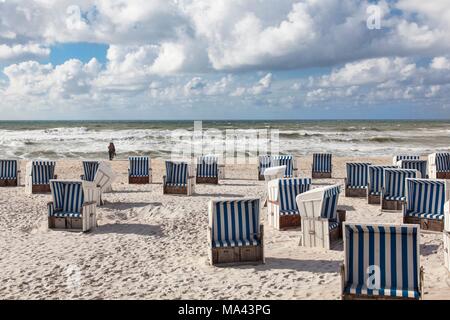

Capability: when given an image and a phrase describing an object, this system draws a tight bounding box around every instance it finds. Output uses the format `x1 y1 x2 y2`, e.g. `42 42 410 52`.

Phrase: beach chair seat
397 160 428 179
25 160 57 194
429 152 450 179
381 168 419 211
208 198 264 265
128 156 152 184
0 160 20 187
367 165 398 204
341 223 423 300
312 153 332 178
345 163 371 197
267 177 311 230
403 178 449 232
257 155 297 180
296 184 346 249
47 180 98 232
196 155 220 184
163 161 195 195
393 155 420 165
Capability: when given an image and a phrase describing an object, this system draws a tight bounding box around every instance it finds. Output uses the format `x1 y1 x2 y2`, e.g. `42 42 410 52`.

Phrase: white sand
1 156 449 299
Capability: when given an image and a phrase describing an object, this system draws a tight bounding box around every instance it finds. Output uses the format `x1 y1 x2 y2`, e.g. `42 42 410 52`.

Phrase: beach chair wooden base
345 187 367 198
368 194 381 204
381 198 403 211
0 178 18 187
403 216 443 232
164 185 188 195
196 176 219 184
48 216 94 232
258 173 265 181
436 172 450 179
32 184 51 194
312 171 331 179
128 176 150 184
279 214 301 230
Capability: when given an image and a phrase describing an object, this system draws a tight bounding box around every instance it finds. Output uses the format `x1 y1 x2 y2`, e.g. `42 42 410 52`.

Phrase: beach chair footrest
368 194 381 205
48 217 90 232
279 214 301 229
312 172 331 179
436 172 450 179
381 198 403 211
345 187 367 198
129 176 150 184
32 184 51 194
196 176 219 184
164 185 188 195
210 245 264 266
0 178 18 187
403 216 443 232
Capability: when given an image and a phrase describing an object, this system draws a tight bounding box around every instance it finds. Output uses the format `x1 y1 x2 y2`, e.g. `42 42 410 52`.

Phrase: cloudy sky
1 0 450 120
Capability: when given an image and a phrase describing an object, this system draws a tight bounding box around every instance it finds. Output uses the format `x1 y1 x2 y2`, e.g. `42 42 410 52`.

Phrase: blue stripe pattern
278 178 311 215
129 156 149 177
383 169 418 202
343 223 420 299
368 165 398 195
259 155 295 177
435 153 450 172
312 153 332 173
398 160 427 178
346 163 371 188
82 161 99 181
394 155 420 163
197 155 218 178
49 180 84 217
321 185 341 220
31 161 56 184
0 160 18 179
404 178 446 220
165 161 188 186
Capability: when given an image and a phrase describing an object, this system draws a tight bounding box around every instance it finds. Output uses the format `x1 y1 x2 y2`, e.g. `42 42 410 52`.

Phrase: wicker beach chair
392 155 420 165
345 163 371 197
381 168 419 211
80 160 100 182
367 165 398 204
257 155 297 180
128 156 152 184
0 159 20 187
312 153 332 178
196 155 220 184
428 152 450 179
25 160 57 194
163 161 195 195
397 159 428 179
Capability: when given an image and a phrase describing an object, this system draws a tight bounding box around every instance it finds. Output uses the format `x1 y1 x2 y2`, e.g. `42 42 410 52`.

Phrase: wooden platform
48 216 84 232
312 171 331 179
32 184 51 194
345 187 367 198
196 176 219 184
368 193 381 205
436 172 450 179
279 214 301 229
0 178 18 187
164 185 188 195
404 216 443 232
381 198 403 211
129 176 150 184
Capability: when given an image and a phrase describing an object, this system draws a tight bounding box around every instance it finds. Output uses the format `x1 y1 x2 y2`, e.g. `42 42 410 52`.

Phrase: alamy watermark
367 5 382 30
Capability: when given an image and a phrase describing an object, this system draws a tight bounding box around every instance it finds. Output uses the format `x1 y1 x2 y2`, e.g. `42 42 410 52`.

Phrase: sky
0 0 450 120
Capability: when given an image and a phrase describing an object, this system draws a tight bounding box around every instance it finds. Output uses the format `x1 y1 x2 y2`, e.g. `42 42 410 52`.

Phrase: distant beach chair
345 163 371 197
381 168 419 211
0 159 20 187
428 152 450 179
392 155 420 165
397 159 428 179
257 155 297 180
296 184 346 249
341 222 422 300
403 178 449 232
48 180 98 232
312 153 332 178
267 177 311 230
25 160 57 194
208 198 264 265
263 165 286 182
196 155 221 184
82 161 115 205
163 160 195 195
81 160 100 182
128 156 152 184
367 165 398 204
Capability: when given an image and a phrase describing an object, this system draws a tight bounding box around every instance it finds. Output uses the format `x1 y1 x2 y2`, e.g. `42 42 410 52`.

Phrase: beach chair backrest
82 161 100 181
0 160 18 179
383 169 418 199
405 178 449 216
273 155 294 177
430 152 450 172
346 163 371 188
393 155 420 165
343 223 420 299
278 178 311 212
397 160 427 178
296 184 341 220
31 160 56 184
368 165 398 195
165 161 189 185
209 198 260 246
197 155 218 178
321 185 341 220
94 162 115 191
129 156 149 177
313 153 332 172
263 165 286 183
258 155 272 175
50 180 84 213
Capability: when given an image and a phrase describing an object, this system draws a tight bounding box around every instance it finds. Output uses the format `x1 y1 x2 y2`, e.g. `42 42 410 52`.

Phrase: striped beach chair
163 161 195 195
208 198 264 265
267 177 311 230
128 156 152 184
47 180 98 232
428 152 450 179
296 184 346 249
25 160 57 194
196 155 220 184
257 155 297 180
368 165 398 204
381 168 419 211
81 160 100 182
397 160 428 179
341 223 423 300
393 155 420 165
345 163 371 197
403 178 449 232
0 160 20 187
312 153 332 178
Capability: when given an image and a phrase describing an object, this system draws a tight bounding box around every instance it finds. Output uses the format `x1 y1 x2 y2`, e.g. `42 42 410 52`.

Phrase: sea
0 120 449 159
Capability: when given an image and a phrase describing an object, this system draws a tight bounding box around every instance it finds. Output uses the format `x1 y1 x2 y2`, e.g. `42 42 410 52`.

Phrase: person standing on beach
108 141 116 160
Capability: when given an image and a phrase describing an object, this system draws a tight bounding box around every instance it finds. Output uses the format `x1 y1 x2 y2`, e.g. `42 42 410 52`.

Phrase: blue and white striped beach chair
367 165 398 204
296 184 346 249
208 198 264 265
81 160 100 182
428 152 450 179
341 223 423 300
345 163 371 197
397 160 428 179
393 155 420 165
0 159 19 186
48 180 98 231
257 155 297 180
25 160 57 194
196 155 220 184
128 156 152 184
163 161 195 195
312 153 332 178
267 177 311 230
381 168 419 211
403 178 449 232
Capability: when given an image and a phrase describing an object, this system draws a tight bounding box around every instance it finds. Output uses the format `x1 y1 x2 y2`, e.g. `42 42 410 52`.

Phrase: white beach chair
25 160 57 194
0 159 20 187
428 152 450 179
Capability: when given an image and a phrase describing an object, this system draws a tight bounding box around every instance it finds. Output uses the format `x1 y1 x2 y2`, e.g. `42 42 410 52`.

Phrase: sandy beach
1 156 449 300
